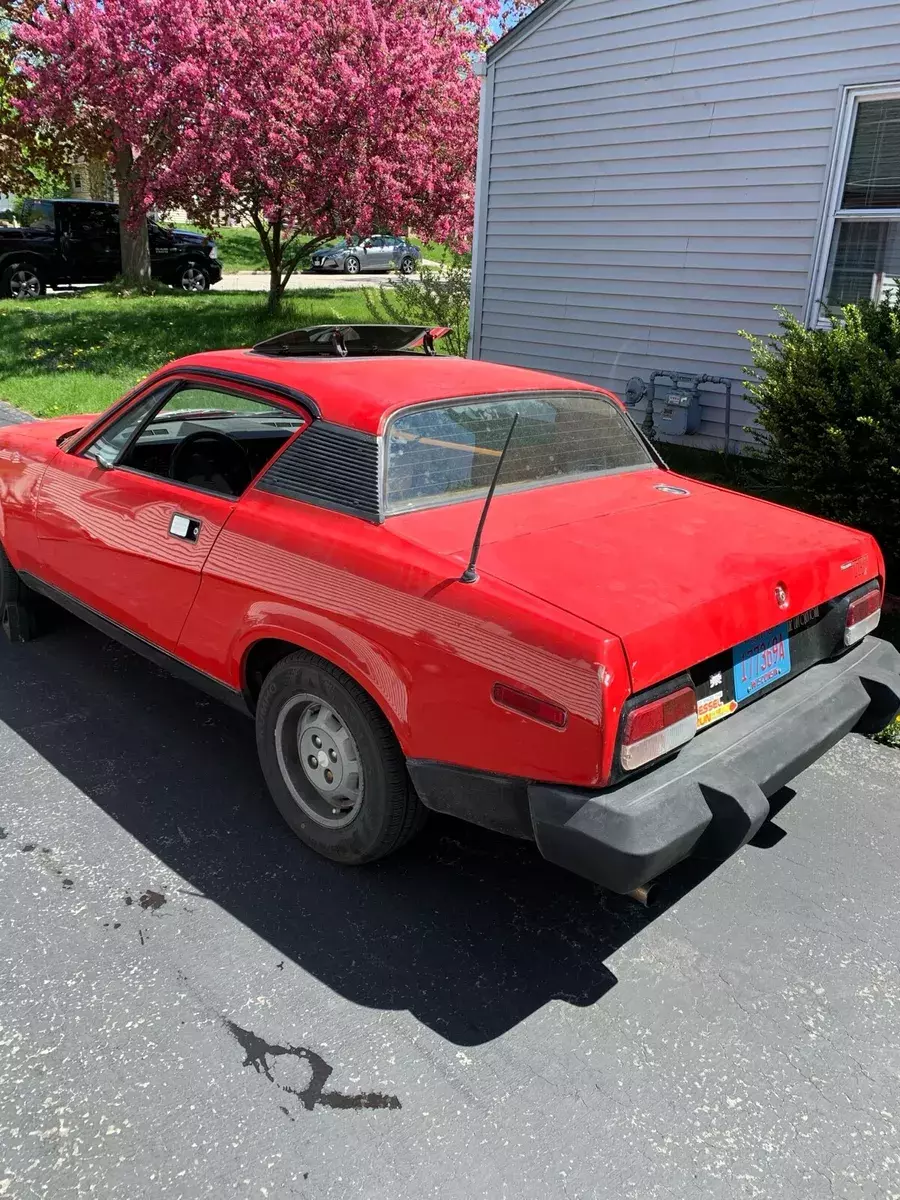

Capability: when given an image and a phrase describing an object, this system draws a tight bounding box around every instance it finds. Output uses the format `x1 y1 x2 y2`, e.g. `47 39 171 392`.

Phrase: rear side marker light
845 587 881 646
491 683 567 729
621 685 697 771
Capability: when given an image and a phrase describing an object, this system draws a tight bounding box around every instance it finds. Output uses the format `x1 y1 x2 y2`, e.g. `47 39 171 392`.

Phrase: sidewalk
218 269 415 292
217 258 444 291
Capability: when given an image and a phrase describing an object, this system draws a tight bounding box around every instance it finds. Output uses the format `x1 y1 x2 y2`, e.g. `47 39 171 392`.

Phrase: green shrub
742 299 900 586
364 252 471 357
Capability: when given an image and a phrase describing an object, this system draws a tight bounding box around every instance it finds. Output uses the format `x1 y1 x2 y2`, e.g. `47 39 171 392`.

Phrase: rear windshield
384 391 653 514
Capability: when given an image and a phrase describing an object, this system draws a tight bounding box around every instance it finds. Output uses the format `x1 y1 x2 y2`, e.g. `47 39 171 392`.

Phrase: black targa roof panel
251 324 450 358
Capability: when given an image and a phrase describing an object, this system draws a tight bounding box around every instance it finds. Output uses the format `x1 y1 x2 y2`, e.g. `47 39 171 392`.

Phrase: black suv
0 199 222 298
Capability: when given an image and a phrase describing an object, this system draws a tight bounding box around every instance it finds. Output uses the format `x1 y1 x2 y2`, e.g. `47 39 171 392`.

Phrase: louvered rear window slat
255 421 381 521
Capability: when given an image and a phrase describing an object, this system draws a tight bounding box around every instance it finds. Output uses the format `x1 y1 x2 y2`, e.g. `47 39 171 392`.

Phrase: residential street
1 616 899 1200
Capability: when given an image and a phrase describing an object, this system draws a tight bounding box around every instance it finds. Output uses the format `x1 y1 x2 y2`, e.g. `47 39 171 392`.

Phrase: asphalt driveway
1 616 899 1200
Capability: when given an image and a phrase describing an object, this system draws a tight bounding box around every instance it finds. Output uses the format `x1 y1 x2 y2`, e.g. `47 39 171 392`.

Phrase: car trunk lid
391 470 877 692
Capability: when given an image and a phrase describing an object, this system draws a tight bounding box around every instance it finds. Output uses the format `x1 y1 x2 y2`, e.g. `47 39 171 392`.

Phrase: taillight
491 683 567 729
621 684 697 771
845 585 881 646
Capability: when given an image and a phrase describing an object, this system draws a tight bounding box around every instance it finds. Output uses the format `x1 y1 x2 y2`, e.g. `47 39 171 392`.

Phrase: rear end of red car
384 382 899 893
529 572 900 894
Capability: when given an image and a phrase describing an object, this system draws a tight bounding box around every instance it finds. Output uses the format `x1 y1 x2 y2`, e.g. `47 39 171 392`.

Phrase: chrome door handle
169 513 202 542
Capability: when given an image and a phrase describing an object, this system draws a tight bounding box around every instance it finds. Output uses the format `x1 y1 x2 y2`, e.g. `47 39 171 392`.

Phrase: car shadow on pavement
0 619 735 1047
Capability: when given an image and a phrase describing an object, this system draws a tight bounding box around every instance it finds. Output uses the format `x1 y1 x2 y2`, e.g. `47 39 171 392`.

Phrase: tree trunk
267 263 283 314
115 145 151 289
266 218 283 314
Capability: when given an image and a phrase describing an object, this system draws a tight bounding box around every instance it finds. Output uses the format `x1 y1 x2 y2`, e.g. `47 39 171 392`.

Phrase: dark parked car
309 235 420 275
0 199 222 298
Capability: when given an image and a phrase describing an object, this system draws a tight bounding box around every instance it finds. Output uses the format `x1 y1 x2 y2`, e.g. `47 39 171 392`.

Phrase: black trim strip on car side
20 572 252 716
67 367 321 457
172 367 321 418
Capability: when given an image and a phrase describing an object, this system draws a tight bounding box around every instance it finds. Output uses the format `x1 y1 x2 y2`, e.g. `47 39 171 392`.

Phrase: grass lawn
178 224 268 271
209 226 269 272
0 287 376 417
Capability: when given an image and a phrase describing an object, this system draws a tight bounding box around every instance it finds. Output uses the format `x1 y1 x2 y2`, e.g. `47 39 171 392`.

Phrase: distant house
66 159 193 224
469 0 900 449
68 156 116 202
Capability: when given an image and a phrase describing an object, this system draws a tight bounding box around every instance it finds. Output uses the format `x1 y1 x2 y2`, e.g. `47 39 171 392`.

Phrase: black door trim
20 571 251 716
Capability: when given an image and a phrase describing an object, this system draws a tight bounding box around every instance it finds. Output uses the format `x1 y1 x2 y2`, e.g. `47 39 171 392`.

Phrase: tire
0 540 38 642
0 262 46 300
398 256 416 275
179 262 211 293
256 651 425 865
343 256 361 275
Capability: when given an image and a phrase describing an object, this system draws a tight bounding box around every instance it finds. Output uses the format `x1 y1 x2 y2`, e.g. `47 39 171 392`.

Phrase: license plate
733 623 791 702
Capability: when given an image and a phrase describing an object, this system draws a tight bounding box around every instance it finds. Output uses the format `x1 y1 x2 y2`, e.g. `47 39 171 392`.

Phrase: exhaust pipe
627 882 657 907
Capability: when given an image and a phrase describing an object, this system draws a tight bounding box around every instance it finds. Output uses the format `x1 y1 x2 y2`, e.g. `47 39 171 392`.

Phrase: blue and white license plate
733 622 792 702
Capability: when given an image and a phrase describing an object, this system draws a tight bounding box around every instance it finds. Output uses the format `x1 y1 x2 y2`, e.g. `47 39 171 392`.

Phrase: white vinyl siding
472 0 900 448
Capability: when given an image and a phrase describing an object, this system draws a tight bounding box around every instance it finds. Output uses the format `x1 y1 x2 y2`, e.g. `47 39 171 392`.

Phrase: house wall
69 158 117 202
471 0 900 447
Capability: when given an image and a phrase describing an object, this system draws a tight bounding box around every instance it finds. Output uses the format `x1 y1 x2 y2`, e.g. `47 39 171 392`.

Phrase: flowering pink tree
14 0 225 287
167 0 500 310
15 0 502 303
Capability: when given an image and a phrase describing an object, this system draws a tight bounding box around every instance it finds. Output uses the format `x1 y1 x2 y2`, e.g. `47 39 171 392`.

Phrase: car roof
166 350 612 435
34 198 116 206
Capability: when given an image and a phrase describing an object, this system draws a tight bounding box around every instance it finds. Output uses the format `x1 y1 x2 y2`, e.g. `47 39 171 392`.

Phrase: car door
33 377 306 654
148 220 179 277
383 238 407 270
361 236 390 270
59 202 121 282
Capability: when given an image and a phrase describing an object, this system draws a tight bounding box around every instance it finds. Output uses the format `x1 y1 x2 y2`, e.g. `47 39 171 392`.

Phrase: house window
72 172 83 191
811 85 900 320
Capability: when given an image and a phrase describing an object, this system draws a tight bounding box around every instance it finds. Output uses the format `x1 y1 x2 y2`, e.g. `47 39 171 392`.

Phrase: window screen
841 99 900 208
825 220 900 306
385 392 652 513
822 96 900 308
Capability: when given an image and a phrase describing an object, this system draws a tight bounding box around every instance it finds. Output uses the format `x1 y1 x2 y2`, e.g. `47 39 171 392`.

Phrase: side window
83 387 170 468
20 201 54 230
66 203 118 239
119 385 305 497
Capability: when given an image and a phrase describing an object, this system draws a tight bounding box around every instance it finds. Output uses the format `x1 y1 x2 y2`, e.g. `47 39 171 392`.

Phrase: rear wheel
1 263 46 300
256 651 425 864
0 541 38 642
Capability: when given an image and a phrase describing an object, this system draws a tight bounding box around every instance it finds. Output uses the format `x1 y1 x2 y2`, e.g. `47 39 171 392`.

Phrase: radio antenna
460 412 519 584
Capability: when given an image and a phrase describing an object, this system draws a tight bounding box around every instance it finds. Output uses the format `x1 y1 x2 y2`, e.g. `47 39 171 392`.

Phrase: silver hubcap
400 258 414 274
274 694 364 829
181 267 207 292
346 258 360 274
10 269 40 299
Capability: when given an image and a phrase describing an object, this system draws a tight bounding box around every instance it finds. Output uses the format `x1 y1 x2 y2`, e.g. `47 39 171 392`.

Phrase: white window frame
807 81 900 327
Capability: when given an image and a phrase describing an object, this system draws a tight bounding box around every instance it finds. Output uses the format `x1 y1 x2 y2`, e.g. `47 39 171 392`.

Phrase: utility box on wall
652 388 701 437
623 371 735 452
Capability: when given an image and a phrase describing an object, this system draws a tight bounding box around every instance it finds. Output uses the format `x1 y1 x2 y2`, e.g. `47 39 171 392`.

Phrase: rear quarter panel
177 491 630 787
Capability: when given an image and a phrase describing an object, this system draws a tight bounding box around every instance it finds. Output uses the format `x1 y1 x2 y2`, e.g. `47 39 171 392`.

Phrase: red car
1 324 897 896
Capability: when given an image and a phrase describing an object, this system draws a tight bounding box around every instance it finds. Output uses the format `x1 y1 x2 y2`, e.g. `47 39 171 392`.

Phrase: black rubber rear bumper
528 635 900 894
